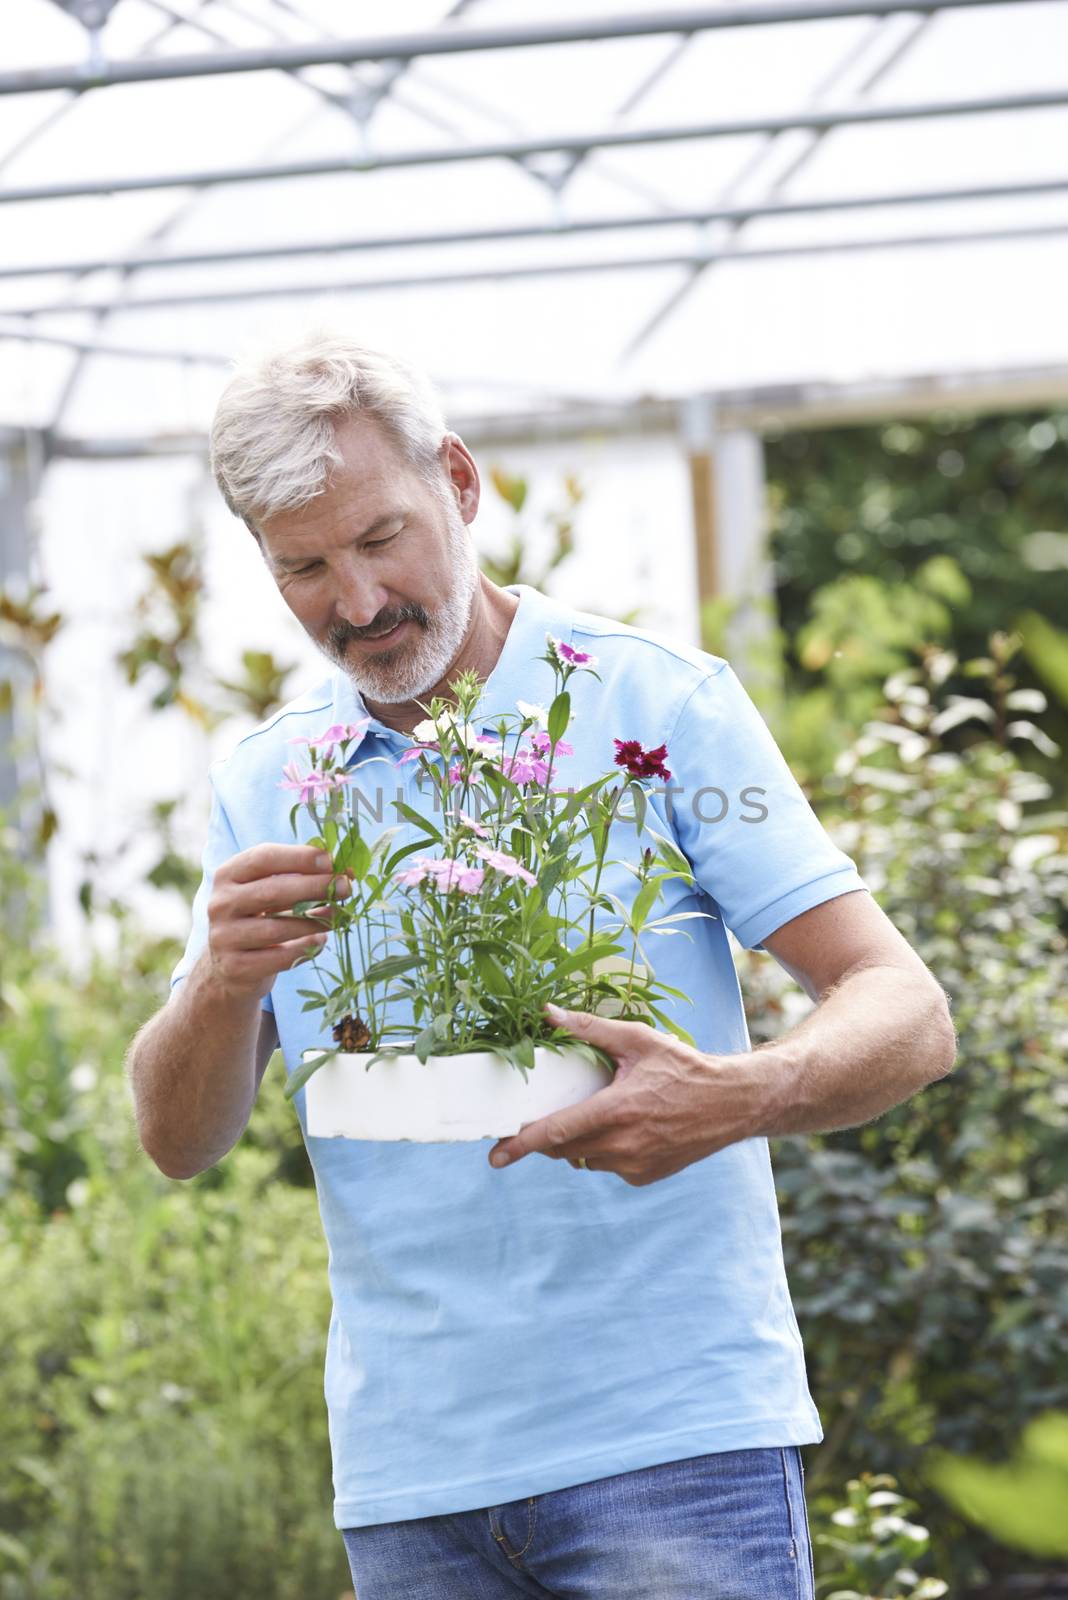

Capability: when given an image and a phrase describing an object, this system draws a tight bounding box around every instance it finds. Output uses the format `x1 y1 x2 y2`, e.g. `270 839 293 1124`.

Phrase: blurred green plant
928 1412 1068 1561
744 635 1068 1591
1017 611 1068 711
767 407 1068 794
811 1473 948 1599
479 466 581 589
0 1142 346 1600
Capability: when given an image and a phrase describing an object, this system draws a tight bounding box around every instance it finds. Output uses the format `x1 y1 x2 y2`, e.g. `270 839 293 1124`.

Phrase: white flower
516 699 549 728
453 722 490 749
411 719 440 743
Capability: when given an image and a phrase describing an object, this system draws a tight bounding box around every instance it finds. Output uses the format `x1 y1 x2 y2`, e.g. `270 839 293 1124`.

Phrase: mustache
330 603 430 647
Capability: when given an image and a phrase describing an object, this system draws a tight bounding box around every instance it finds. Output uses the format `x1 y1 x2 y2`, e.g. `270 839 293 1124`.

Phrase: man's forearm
747 963 957 1138
126 951 264 1179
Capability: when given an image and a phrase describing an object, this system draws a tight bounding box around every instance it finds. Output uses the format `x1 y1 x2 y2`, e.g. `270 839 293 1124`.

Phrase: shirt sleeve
168 768 275 1015
666 662 868 951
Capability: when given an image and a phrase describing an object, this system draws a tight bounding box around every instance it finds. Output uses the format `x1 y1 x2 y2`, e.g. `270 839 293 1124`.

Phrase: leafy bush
744 639 1068 1590
811 1473 947 1599
766 409 1068 792
0 1138 348 1600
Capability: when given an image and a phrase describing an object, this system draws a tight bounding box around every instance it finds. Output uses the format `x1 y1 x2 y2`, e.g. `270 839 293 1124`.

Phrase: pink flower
475 844 537 886
529 730 573 758
435 860 485 893
278 761 339 805
499 749 548 785
393 854 437 887
547 633 598 669
613 738 672 781
458 809 489 838
395 744 433 765
307 720 370 754
393 854 484 893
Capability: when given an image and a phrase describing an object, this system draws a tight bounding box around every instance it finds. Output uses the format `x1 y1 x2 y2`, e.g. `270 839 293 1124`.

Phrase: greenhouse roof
2 0 1068 444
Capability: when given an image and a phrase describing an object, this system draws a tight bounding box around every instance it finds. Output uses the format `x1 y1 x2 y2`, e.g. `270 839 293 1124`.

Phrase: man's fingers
544 1001 652 1059
489 1084 617 1167
222 911 335 949
230 872 352 917
226 842 337 882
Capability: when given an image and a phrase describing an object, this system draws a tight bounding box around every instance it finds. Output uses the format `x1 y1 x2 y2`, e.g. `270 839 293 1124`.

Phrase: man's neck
361 577 520 736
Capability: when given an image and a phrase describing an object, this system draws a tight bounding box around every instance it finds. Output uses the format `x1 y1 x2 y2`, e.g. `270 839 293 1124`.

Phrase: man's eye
366 531 400 549
293 563 320 576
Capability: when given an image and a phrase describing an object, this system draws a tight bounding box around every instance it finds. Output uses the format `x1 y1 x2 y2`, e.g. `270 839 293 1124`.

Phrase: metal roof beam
3 87 1065 205
4 175 1067 282
41 360 1068 457
0 317 228 363
0 0 1043 96
9 217 1068 318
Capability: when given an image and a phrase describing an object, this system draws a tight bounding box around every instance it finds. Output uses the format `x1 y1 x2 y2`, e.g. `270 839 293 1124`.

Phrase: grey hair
209 327 450 527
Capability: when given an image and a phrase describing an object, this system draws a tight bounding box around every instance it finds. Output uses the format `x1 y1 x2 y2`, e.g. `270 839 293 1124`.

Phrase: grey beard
323 515 480 706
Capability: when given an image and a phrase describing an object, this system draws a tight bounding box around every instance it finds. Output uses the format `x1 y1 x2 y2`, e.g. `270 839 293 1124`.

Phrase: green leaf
473 948 511 996
490 466 528 513
282 1047 338 1101
626 781 647 836
548 690 571 745
432 1010 454 1041
930 1446 1068 1558
362 953 424 984
382 837 437 875
393 801 442 842
630 877 662 932
337 832 371 881
644 824 694 880
644 1005 696 1046
548 940 626 984
1017 610 1068 710
413 1022 437 1064
513 1035 535 1071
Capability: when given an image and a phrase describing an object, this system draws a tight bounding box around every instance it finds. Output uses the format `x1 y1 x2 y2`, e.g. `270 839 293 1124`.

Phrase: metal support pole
0 0 1038 97
0 440 29 822
0 433 48 936
680 399 776 686
681 395 722 627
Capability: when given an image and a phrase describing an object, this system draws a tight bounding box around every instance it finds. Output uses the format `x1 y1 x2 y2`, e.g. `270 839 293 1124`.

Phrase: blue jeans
341 1445 816 1598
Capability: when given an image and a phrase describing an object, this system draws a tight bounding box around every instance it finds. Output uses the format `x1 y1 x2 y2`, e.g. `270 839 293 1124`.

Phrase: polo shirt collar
328 582 574 760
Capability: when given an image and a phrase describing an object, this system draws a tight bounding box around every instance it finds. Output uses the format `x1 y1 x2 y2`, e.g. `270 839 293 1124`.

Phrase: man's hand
206 844 352 1004
487 1002 765 1186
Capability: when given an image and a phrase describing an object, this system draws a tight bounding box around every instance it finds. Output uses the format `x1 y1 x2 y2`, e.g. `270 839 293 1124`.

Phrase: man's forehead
259 494 409 564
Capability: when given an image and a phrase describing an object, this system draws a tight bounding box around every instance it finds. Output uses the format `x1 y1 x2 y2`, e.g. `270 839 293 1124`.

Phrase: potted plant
279 635 708 1142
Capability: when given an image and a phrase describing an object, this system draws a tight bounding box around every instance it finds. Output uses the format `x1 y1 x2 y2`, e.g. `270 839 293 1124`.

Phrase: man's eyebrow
273 511 405 569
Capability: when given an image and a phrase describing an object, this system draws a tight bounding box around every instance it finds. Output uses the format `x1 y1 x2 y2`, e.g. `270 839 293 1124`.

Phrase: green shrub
744 642 1068 1590
0 1141 349 1600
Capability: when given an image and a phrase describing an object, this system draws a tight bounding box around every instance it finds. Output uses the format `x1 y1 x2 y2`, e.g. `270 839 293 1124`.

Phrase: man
127 329 956 1600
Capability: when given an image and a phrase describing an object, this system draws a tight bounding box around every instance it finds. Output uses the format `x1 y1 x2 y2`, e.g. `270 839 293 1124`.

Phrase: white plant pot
302 1044 612 1142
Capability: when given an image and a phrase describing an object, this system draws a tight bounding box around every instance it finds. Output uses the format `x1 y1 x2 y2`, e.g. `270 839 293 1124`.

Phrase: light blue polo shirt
169 581 867 1529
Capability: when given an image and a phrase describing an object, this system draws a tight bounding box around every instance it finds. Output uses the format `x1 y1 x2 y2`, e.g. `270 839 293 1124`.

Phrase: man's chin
338 643 443 705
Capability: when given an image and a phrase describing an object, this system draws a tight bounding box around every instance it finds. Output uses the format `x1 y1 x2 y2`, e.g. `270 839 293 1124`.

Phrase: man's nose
333 561 392 630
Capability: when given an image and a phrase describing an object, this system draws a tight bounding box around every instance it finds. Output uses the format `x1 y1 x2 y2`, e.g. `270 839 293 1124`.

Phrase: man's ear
439 431 480 522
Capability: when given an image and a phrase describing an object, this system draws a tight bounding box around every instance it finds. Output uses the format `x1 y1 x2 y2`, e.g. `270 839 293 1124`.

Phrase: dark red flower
613 738 672 781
